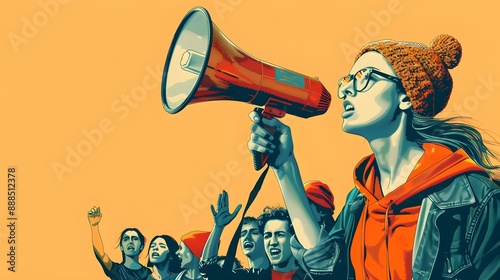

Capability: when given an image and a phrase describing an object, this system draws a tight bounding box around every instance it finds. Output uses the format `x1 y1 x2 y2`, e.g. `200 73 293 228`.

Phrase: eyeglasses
338 67 404 93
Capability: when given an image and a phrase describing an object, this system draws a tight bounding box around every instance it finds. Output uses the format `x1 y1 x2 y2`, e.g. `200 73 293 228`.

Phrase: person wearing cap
175 230 211 280
247 34 500 279
304 180 336 232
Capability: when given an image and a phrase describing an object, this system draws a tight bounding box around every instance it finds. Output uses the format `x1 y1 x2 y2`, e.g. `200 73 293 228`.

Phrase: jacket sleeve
290 188 362 279
199 256 266 280
199 256 229 280
468 176 500 279
290 226 343 279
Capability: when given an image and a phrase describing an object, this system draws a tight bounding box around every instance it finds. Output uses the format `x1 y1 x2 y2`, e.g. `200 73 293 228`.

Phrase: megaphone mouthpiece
180 49 206 75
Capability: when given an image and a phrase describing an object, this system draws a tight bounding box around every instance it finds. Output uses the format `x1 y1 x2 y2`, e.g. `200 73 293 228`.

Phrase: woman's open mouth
342 101 355 118
243 241 254 250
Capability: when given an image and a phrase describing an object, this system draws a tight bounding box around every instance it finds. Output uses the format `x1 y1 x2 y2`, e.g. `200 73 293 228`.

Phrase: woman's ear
399 94 412 111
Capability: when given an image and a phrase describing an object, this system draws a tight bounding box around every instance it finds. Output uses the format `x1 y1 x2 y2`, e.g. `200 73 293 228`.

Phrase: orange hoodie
350 143 485 280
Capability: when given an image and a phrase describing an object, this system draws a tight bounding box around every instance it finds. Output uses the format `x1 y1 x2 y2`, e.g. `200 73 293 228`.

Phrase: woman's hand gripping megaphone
248 108 295 170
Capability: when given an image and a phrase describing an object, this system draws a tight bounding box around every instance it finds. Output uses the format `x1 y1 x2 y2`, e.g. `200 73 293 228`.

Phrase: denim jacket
291 172 500 280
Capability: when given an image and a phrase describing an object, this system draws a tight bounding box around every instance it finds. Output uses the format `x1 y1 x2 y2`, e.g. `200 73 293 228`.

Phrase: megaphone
161 7 332 170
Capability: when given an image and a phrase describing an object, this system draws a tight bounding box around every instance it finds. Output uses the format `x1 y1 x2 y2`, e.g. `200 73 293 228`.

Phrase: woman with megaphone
247 34 500 280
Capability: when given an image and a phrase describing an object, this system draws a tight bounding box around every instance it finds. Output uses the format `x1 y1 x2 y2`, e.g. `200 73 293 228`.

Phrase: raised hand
210 190 242 228
87 206 102 226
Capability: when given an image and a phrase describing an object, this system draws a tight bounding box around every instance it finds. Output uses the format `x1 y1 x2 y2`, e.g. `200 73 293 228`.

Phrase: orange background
1 0 499 279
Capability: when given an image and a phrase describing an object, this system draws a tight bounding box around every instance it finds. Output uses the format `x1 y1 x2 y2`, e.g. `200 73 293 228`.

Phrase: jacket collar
427 174 476 209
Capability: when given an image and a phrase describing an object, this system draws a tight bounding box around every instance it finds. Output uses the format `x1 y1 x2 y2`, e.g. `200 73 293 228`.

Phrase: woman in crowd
146 235 182 280
88 206 151 280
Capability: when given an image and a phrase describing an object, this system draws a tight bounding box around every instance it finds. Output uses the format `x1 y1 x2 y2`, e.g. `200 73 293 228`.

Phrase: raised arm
247 111 320 249
201 190 242 261
88 206 112 270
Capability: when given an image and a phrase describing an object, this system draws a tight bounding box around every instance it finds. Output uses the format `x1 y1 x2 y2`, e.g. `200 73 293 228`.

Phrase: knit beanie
180 231 212 260
354 34 462 117
304 180 335 212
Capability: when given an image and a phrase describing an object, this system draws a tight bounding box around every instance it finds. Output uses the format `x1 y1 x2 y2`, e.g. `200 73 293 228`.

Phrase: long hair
116 228 146 264
407 111 500 179
146 235 182 273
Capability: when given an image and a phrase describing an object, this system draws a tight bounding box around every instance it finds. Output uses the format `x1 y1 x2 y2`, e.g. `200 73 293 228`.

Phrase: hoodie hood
354 143 484 205
350 143 485 280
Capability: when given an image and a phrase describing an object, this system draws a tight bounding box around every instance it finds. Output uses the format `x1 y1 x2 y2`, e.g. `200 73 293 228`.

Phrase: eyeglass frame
337 67 405 94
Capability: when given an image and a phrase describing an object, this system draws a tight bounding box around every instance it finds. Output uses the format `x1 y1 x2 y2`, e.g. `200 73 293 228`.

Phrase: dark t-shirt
145 272 180 280
100 260 151 280
200 257 309 280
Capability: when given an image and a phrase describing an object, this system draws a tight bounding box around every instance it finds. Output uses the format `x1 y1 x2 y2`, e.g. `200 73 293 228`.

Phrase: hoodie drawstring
360 202 369 280
385 201 394 280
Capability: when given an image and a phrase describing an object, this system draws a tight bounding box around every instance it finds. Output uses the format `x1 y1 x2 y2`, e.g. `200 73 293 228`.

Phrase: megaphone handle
252 108 278 171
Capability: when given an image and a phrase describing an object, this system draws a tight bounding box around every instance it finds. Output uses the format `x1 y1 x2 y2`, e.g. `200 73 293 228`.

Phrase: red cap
305 180 335 211
180 231 213 260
